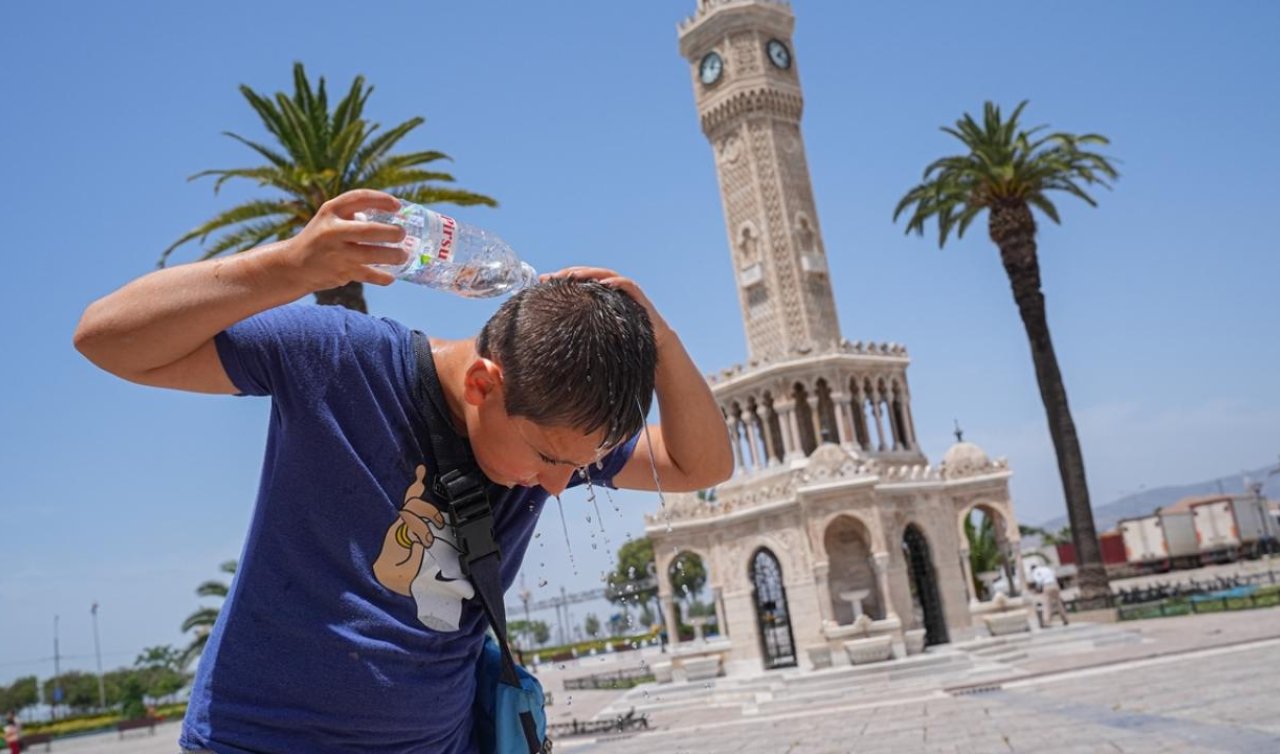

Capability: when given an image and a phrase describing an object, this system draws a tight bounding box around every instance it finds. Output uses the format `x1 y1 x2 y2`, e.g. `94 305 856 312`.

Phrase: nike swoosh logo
435 571 461 584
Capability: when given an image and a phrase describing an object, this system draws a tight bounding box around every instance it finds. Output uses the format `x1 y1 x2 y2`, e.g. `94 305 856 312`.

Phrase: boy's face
461 355 612 494
472 412 610 495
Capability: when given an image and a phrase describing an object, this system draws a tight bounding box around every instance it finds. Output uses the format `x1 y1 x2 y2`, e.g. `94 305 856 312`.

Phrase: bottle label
436 212 457 263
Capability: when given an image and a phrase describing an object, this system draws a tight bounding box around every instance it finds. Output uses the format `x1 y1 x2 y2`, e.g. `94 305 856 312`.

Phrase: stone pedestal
843 635 893 665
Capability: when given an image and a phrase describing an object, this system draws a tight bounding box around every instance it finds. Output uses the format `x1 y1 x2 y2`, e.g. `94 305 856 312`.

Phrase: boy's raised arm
73 190 406 393
543 267 735 493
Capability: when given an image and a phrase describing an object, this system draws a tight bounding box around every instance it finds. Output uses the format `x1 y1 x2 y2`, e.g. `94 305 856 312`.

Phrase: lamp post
91 602 106 710
52 615 61 720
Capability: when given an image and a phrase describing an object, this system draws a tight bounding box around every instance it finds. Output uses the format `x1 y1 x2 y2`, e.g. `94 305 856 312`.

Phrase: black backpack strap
409 333 528 696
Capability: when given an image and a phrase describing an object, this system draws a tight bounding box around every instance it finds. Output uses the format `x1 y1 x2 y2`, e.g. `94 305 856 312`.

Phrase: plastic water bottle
356 201 537 298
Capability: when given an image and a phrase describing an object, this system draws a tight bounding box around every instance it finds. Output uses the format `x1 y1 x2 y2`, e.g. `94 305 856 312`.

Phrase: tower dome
941 441 992 479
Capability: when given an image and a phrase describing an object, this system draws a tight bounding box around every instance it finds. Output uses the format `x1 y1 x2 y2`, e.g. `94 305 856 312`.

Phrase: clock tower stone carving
680 0 839 363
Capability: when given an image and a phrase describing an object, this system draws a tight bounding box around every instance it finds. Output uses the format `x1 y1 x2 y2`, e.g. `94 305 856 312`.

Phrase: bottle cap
516 262 539 293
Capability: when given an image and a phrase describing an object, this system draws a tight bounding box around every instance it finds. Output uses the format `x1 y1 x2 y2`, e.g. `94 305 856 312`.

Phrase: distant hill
1038 464 1280 533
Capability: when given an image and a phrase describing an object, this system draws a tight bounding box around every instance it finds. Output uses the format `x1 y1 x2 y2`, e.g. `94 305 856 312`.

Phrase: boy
75 189 732 753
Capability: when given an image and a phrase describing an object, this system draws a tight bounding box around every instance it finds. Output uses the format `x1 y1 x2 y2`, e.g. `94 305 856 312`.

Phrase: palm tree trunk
313 281 368 313
990 201 1110 603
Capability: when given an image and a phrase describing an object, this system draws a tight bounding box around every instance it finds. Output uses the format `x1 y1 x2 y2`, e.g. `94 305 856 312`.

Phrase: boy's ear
462 358 504 407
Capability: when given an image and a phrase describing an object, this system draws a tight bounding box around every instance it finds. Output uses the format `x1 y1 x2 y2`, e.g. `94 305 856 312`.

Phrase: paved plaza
35 607 1280 754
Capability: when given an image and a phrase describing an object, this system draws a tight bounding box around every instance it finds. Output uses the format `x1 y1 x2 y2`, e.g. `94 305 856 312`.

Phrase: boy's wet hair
476 278 657 450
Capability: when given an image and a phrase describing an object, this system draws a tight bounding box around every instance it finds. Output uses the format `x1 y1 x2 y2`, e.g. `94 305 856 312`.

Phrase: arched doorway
750 548 797 669
902 524 948 646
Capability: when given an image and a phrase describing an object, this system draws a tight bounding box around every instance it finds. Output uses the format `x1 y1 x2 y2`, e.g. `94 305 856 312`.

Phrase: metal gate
751 548 797 669
903 524 949 646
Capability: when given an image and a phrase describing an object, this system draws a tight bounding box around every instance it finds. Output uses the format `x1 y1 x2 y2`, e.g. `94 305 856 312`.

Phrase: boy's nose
539 467 576 496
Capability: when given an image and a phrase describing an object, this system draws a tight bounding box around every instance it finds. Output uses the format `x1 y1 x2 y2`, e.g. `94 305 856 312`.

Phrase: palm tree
180 559 237 669
894 101 1119 603
160 62 497 313
965 513 1002 598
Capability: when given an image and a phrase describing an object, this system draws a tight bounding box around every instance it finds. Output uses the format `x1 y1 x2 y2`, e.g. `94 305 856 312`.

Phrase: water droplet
591 543 598 550
535 532 541 539
567 695 573 706
559 664 566 670
586 515 592 523
538 578 548 587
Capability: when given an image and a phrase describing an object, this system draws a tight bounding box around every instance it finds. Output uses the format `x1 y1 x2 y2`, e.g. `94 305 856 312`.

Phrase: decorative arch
749 546 798 669
902 522 949 646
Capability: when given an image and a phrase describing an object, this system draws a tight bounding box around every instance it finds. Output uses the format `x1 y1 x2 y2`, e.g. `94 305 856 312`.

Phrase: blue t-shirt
180 304 636 754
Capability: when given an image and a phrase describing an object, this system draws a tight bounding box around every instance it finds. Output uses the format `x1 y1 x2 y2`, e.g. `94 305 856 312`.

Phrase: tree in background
508 619 550 649
41 672 101 713
606 537 658 620
965 514 1002 599
161 62 496 313
134 645 189 703
0 676 38 714
895 101 1119 602
583 613 600 639
181 560 237 669
669 552 707 605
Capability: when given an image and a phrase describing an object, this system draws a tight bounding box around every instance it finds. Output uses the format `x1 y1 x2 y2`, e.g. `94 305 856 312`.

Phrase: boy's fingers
329 190 401 219
353 265 398 287
543 266 619 281
346 220 408 244
350 242 411 267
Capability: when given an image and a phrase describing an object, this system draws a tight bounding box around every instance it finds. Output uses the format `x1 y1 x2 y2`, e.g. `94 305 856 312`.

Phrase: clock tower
679 0 840 365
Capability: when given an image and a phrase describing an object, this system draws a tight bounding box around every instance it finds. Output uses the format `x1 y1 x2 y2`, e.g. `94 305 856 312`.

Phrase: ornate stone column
755 404 778 465
871 552 898 621
726 417 743 473
831 392 853 448
903 399 919 451
890 395 904 452
958 546 977 605
713 586 728 637
662 594 680 647
813 561 834 625
779 401 804 460
744 416 762 470
871 397 888 452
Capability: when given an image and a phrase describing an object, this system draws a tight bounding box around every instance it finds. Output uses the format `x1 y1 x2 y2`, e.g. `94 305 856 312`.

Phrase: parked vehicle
1191 496 1268 561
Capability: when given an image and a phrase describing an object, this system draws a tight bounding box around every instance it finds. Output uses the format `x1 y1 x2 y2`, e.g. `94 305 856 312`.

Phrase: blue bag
473 635 548 754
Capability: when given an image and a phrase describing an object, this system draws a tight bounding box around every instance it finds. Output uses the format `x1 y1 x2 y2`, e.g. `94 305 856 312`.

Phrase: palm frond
394 185 499 208
895 100 1118 247
180 607 221 634
222 131 291 169
171 66 496 298
352 118 427 181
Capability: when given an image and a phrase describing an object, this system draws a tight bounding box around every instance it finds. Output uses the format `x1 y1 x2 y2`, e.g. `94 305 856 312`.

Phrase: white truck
1119 514 1167 571
1120 511 1198 571
1191 496 1268 561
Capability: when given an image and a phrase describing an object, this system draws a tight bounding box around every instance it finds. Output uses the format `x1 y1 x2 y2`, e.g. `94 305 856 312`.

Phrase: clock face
699 51 724 85
766 39 792 70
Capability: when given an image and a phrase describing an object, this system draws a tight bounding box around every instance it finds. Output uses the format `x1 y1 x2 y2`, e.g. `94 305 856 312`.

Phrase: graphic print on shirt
373 464 475 631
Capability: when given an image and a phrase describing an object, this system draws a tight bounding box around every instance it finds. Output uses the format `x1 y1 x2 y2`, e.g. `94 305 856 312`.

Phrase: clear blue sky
2 0 1278 685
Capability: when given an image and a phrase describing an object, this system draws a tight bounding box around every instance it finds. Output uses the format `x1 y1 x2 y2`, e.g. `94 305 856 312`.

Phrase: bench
547 708 649 739
21 732 54 752
116 717 157 738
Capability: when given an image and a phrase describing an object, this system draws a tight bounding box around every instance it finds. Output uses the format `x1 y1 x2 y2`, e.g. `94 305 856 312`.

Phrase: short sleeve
569 432 640 490
213 304 411 399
